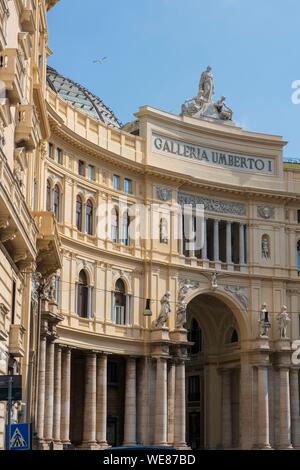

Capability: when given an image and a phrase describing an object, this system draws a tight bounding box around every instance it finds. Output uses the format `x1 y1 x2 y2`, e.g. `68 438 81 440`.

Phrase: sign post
7 375 13 451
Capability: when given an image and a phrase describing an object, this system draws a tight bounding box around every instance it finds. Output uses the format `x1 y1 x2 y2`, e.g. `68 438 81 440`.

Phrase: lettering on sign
152 134 275 175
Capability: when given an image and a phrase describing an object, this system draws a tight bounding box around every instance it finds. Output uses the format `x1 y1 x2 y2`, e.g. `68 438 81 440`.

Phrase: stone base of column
278 444 293 450
80 442 99 450
52 441 64 450
175 443 191 450
39 440 51 450
252 444 272 450
97 442 110 449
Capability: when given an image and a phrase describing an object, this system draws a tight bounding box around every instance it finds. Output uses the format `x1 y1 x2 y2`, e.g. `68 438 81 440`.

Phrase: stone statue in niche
211 272 218 290
277 305 290 339
262 236 270 259
160 218 168 244
176 283 189 329
153 291 171 329
259 303 271 337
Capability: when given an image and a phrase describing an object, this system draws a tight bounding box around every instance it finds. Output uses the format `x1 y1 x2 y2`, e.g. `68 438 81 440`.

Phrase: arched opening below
186 293 241 450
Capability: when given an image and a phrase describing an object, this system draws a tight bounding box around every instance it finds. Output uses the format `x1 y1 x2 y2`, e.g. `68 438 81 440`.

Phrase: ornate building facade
1 0 300 451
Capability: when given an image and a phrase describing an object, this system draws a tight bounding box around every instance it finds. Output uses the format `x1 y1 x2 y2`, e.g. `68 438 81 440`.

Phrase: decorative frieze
178 192 246 216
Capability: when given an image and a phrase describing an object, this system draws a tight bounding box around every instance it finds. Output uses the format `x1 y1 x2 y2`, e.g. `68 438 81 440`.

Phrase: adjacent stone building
1 0 300 450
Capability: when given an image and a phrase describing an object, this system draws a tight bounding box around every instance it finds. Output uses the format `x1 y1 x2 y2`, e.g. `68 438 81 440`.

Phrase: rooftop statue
198 65 215 103
181 66 234 122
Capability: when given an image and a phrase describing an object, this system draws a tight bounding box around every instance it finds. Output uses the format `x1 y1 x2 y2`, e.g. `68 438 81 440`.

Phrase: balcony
9 324 26 357
15 104 39 150
0 0 9 51
19 0 36 33
0 48 25 104
0 149 38 264
33 211 62 277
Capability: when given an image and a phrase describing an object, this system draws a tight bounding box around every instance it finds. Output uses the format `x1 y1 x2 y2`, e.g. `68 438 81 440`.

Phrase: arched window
160 217 168 244
226 327 239 344
121 211 130 245
86 199 93 235
76 195 83 231
46 179 51 211
114 279 126 324
230 329 239 343
53 185 60 221
77 270 88 318
112 278 131 325
297 240 300 272
111 207 119 243
188 319 202 354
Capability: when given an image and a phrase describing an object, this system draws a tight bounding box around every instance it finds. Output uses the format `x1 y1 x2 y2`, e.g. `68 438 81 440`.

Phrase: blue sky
48 0 300 159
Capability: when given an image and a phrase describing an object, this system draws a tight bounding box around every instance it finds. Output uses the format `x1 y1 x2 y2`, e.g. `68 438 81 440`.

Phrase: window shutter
74 282 78 315
88 286 94 319
111 291 116 323
126 294 132 326
55 276 62 308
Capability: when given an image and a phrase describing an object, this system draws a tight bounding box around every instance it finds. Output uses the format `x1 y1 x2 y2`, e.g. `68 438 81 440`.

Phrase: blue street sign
5 423 31 451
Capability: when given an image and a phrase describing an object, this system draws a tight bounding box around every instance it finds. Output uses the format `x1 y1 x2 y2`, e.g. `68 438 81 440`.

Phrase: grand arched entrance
186 293 242 450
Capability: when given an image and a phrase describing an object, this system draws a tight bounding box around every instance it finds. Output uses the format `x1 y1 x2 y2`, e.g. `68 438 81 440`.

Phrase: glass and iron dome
47 66 121 128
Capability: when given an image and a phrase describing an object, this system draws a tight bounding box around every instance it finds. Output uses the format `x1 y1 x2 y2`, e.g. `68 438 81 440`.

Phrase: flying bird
93 57 107 64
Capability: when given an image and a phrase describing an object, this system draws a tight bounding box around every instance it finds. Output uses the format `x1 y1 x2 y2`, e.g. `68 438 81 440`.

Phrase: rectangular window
56 148 62 164
113 175 120 190
78 160 85 176
188 376 200 402
48 143 54 159
124 178 132 194
88 165 95 181
297 210 300 224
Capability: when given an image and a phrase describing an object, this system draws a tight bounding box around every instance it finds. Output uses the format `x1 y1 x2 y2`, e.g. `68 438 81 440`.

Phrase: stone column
61 348 71 445
138 357 149 445
82 352 97 448
257 365 271 449
53 345 62 447
44 339 55 442
188 212 195 258
226 221 232 264
178 212 184 256
167 361 176 445
278 367 292 449
37 335 47 441
154 358 168 446
239 362 253 449
124 357 137 445
221 369 232 449
214 219 219 262
290 369 300 449
239 224 245 265
174 360 187 448
202 217 207 260
96 354 108 448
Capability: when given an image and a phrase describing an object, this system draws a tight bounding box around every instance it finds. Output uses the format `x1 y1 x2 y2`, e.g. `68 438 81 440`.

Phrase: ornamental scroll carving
257 206 275 220
156 186 172 202
178 192 246 216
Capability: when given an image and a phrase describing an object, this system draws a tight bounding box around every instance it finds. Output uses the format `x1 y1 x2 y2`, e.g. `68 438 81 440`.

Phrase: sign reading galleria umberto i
2 0 300 457
152 134 274 174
